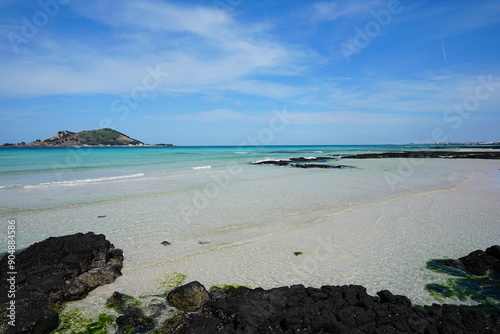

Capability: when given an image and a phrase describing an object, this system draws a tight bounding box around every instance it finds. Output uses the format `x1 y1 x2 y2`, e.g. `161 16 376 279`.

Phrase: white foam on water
23 173 146 188
192 165 212 170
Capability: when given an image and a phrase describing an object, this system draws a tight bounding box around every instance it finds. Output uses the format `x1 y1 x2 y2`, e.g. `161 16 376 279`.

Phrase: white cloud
0 110 58 121
311 0 384 22
309 110 438 126
77 0 230 37
0 0 319 99
149 108 429 127
307 72 500 115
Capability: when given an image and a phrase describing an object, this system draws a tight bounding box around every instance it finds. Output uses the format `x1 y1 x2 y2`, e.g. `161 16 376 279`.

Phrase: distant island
1 128 174 147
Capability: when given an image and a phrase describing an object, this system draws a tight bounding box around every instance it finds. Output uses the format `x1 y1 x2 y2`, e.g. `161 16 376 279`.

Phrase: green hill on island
21 128 144 147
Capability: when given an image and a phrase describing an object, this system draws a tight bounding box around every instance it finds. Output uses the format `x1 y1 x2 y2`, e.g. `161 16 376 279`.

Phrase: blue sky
1 0 499 145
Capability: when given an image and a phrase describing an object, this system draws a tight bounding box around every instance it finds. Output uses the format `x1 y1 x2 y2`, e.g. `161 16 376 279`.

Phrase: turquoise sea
0 145 435 190
0 144 440 218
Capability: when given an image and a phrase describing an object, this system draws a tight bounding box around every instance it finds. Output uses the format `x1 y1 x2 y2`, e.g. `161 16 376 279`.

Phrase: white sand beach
11 157 498 316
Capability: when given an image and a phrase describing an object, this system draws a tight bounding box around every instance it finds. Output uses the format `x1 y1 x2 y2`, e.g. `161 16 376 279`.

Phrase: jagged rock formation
459 245 500 276
252 156 357 169
162 284 500 334
252 151 500 169
0 232 123 334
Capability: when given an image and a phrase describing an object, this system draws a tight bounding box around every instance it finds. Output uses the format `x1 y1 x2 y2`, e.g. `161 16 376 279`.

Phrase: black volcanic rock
116 308 156 334
0 232 123 334
161 284 500 334
252 156 357 169
167 281 211 312
289 163 355 169
459 246 500 276
6 297 59 334
289 156 333 162
106 291 139 314
486 246 500 260
252 150 500 170
252 159 290 166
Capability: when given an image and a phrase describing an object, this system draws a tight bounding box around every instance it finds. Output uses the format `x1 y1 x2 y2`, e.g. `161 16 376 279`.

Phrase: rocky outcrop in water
459 245 500 276
425 245 500 317
106 291 161 333
0 232 123 334
252 156 357 169
252 150 500 169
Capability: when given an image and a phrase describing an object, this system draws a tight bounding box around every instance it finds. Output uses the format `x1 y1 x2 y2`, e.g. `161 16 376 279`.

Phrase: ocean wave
235 152 249 154
192 165 212 170
0 184 25 190
23 173 145 188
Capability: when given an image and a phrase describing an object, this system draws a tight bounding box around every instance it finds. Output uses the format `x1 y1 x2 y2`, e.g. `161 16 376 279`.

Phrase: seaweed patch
425 258 500 315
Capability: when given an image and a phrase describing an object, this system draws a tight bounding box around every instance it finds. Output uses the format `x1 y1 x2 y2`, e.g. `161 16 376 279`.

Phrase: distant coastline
1 127 498 148
398 142 500 149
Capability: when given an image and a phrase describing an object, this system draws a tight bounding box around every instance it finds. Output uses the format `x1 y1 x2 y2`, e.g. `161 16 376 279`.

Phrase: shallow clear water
0 145 421 215
1 145 499 316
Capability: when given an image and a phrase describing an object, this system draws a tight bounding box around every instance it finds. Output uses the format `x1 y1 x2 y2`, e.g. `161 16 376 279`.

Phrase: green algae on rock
54 309 114 334
425 252 500 315
106 291 143 313
156 272 187 292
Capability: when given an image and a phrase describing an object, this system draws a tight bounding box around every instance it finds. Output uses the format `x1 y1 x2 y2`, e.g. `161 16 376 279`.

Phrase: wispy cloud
310 0 384 22
0 0 499 144
287 110 425 125
0 110 58 122
395 1 500 41
149 109 252 122
0 0 320 100
296 71 500 117
149 70 500 127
